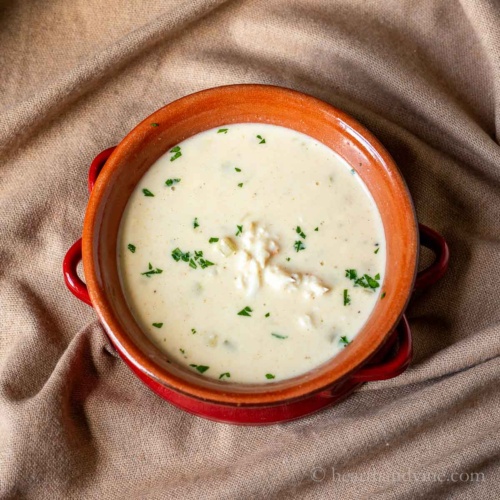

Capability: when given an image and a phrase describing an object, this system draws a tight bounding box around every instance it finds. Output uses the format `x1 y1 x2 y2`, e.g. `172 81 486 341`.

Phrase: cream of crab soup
118 123 386 384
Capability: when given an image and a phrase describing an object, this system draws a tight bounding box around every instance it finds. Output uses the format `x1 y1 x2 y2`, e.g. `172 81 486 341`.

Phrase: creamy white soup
118 123 386 384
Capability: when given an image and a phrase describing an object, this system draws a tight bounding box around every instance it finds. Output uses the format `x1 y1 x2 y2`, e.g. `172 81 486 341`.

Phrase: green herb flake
271 333 288 339
295 226 306 239
265 312 270 318
209 237 219 243
217 128 228 134
199 258 214 269
238 183 243 188
294 240 306 252
127 244 136 253
172 248 190 262
286 257 291 262
345 269 381 290
238 306 253 317
150 123 159 127
339 336 350 347
219 372 231 379
152 322 163 328
265 373 275 380
362 274 380 289
345 269 358 280
314 227 319 231
381 292 386 299
170 146 182 162
165 178 181 187
180 348 185 354
235 167 241 172
193 217 200 229
191 328 197 334
343 289 351 306
142 188 154 197
190 364 209 374
236 224 243 236
141 263 163 277
173 247 215 270
374 247 380 254
256 135 266 144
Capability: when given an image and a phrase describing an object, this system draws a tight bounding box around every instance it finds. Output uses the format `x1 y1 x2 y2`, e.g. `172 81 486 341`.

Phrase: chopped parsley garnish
152 323 163 328
345 269 381 290
199 258 214 269
381 292 386 299
189 364 209 374
127 244 136 253
173 248 214 269
265 373 275 379
165 178 181 187
236 224 243 236
256 135 266 144
295 226 306 239
339 336 350 347
271 333 288 339
170 146 182 162
343 289 351 306
374 247 380 254
238 183 243 188
179 348 185 354
345 269 358 280
172 248 190 262
294 240 306 252
237 306 253 317
219 372 231 379
141 262 163 277
235 167 241 172
194 250 214 269
150 123 159 127
193 217 199 229
265 312 270 317
314 227 319 231
286 257 291 262
142 188 154 197
209 237 219 243
217 128 228 134
191 328 197 334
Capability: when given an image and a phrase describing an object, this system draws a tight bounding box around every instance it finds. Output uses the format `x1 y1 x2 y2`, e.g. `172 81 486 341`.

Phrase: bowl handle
351 315 412 382
63 147 116 305
63 238 92 306
87 146 116 193
414 224 450 291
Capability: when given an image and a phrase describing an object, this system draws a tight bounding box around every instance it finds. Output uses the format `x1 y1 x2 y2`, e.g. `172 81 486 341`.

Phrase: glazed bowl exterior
68 85 447 416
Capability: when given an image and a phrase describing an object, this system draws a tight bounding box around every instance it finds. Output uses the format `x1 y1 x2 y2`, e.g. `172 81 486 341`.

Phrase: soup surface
118 123 385 383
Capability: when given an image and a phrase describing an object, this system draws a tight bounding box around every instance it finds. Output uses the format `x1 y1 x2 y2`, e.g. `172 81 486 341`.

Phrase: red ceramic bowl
64 85 449 424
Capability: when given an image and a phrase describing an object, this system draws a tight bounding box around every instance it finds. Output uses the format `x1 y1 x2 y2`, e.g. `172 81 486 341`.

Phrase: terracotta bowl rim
82 84 418 407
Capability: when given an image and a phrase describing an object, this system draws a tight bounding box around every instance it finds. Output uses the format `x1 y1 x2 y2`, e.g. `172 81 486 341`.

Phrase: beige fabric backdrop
1 0 499 498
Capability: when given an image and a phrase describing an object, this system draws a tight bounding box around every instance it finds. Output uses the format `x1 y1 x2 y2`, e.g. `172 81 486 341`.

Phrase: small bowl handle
414 224 450 291
87 146 116 193
64 147 116 305
351 315 412 382
63 238 92 306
